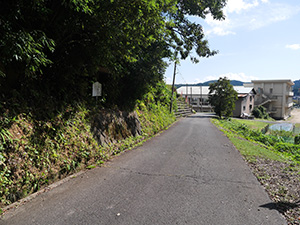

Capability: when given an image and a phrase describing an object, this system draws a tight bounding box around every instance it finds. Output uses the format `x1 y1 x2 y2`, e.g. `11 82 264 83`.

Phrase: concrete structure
176 86 212 112
176 86 256 116
232 87 256 117
251 80 294 119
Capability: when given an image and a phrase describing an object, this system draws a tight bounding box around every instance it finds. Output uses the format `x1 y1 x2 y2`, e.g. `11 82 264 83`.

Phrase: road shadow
260 201 299 214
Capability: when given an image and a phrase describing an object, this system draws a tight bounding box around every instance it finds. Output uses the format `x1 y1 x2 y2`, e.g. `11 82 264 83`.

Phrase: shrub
252 106 270 119
295 135 300 145
274 142 300 154
218 120 282 146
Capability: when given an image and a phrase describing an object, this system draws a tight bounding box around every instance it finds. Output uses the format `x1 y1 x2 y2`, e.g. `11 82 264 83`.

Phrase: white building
250 80 294 119
176 86 256 116
232 86 256 117
176 86 212 112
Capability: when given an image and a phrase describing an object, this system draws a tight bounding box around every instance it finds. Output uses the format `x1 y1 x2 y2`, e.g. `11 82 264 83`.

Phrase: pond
269 123 294 132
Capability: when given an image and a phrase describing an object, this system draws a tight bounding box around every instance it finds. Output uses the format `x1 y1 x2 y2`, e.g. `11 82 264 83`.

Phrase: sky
164 0 300 84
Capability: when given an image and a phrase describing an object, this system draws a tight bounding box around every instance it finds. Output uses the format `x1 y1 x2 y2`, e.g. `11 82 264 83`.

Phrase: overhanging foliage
0 0 226 110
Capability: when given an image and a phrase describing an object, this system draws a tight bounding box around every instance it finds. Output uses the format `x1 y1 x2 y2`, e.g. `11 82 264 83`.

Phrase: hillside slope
0 83 176 210
293 80 300 96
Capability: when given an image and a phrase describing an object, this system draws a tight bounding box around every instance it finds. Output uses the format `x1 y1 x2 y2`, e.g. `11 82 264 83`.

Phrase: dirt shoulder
246 158 300 225
245 109 300 224
288 108 300 124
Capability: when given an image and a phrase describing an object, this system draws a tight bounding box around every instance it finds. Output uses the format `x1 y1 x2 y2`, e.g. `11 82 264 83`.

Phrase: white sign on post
92 82 102 97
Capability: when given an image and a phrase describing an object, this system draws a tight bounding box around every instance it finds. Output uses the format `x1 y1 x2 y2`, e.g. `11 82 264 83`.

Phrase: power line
176 67 187 84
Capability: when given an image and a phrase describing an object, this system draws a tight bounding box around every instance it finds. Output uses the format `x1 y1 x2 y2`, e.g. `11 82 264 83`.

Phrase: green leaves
1 28 55 77
0 0 227 112
0 0 227 80
252 106 270 119
165 0 225 61
208 77 238 118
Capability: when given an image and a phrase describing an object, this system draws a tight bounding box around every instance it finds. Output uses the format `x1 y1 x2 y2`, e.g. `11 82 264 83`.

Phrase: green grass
228 135 286 162
212 118 290 163
232 118 272 130
212 117 300 224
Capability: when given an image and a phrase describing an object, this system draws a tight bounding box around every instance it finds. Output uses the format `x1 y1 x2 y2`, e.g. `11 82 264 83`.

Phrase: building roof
252 79 294 86
176 86 255 96
234 86 255 94
176 86 210 95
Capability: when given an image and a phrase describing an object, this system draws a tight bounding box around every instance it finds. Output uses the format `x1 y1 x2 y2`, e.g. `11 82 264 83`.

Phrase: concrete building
176 86 256 116
176 86 212 112
232 87 256 117
251 80 294 119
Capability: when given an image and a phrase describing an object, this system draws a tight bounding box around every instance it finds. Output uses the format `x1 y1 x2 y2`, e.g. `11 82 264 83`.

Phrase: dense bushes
252 106 270 119
225 121 281 146
0 108 100 206
295 135 300 145
1 0 226 112
136 82 176 135
274 142 300 154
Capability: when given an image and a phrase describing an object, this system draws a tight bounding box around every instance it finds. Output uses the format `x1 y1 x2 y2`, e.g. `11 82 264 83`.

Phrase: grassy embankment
212 118 300 162
0 85 177 211
212 118 300 224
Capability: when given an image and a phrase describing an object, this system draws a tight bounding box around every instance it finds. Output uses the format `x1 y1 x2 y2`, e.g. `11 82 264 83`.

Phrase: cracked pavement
1 113 287 224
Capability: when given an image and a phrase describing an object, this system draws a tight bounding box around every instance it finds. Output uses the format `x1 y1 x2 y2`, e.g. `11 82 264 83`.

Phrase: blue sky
164 0 300 84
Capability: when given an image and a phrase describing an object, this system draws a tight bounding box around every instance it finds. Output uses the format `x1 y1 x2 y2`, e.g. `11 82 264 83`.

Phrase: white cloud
286 44 300 50
205 13 235 36
207 27 236 36
205 0 261 36
226 0 259 14
204 1 300 36
203 72 258 83
248 4 300 30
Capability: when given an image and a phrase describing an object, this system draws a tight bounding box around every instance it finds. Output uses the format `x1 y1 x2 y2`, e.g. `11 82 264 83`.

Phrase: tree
208 77 238 118
293 80 300 96
0 0 227 111
252 106 270 119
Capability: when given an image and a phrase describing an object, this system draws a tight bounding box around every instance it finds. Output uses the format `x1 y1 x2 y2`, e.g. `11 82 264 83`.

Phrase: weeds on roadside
212 118 300 163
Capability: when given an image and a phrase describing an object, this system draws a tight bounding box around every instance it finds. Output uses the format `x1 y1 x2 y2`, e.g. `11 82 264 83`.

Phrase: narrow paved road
1 113 286 224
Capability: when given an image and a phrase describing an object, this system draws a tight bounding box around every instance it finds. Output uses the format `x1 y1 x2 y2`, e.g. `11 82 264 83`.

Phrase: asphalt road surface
1 113 287 225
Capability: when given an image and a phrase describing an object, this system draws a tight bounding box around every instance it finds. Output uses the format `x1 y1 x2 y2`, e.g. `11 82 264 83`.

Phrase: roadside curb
1 170 86 217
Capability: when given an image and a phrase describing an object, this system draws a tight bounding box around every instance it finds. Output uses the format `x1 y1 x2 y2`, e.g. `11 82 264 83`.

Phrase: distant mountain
175 80 300 94
293 80 300 96
175 80 244 88
202 80 244 86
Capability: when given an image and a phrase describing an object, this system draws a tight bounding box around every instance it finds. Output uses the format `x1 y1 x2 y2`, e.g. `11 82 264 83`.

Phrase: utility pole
170 61 177 113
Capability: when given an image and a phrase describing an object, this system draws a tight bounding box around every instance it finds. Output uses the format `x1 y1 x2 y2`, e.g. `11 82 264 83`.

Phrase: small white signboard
92 82 102 97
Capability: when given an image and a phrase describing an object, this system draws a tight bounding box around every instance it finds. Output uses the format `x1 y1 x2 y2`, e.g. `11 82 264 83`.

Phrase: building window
250 96 253 102
243 106 246 111
258 87 263 94
270 88 273 94
250 104 252 110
